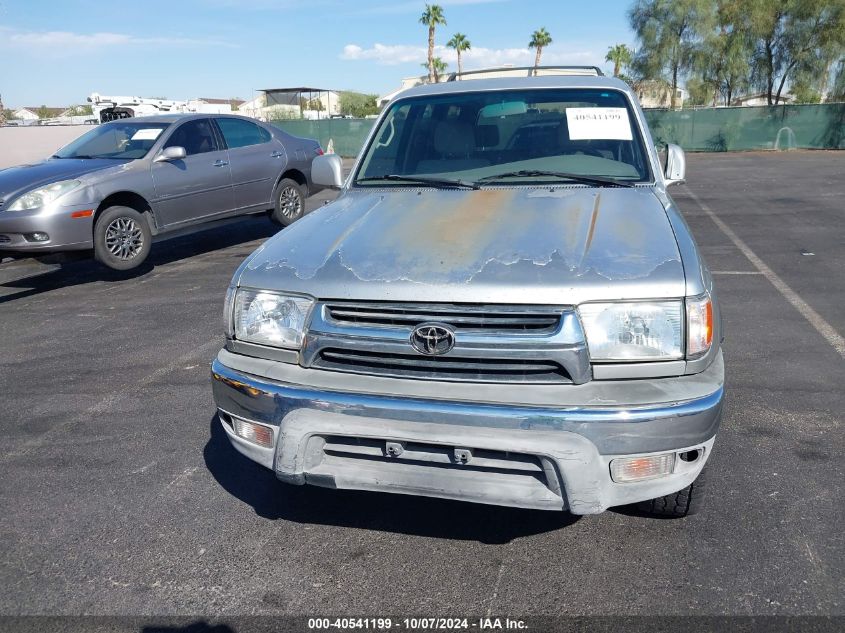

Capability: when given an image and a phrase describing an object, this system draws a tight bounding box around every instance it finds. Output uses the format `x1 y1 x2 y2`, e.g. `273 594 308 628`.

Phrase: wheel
93 206 152 271
270 178 305 226
637 468 708 518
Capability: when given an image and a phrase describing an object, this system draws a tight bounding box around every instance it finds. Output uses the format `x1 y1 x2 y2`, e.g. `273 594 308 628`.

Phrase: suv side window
216 118 271 149
164 119 219 156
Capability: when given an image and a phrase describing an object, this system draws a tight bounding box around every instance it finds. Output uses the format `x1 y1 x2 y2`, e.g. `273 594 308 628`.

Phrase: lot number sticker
566 107 633 141
131 128 163 141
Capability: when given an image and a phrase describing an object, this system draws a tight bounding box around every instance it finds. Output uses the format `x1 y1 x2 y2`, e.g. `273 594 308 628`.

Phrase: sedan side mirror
312 154 344 189
154 146 187 163
664 143 686 186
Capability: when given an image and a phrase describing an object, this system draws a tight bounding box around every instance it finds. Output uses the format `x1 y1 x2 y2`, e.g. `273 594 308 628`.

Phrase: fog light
610 453 675 483
233 418 274 448
26 232 50 242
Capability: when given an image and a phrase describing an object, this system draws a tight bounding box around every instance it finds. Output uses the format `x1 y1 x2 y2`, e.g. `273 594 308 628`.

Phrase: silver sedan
0 114 323 270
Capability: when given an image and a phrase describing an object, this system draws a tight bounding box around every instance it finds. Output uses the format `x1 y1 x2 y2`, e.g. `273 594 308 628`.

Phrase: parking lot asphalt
0 153 842 620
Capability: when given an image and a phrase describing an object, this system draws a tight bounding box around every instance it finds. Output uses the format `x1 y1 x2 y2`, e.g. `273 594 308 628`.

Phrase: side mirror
663 143 686 186
312 154 344 189
154 146 187 163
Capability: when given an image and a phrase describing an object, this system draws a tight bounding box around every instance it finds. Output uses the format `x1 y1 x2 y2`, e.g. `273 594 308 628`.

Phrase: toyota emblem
410 323 456 356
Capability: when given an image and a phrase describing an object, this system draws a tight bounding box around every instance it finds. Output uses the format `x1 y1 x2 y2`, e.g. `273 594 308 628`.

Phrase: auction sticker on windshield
131 128 164 141
566 107 633 141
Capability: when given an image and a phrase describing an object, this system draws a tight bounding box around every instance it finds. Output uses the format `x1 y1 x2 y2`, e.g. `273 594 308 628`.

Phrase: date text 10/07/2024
307 617 528 630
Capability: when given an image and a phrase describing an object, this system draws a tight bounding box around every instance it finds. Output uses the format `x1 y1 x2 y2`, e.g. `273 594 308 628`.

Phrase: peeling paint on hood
239 186 685 304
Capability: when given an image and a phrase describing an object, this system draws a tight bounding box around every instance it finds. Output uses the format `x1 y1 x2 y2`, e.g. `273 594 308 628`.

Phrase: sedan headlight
233 288 314 349
579 301 683 361
8 179 81 211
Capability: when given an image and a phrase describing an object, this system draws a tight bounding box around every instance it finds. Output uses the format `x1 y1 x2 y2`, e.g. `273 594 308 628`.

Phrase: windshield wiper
478 170 634 188
52 154 95 160
357 174 480 190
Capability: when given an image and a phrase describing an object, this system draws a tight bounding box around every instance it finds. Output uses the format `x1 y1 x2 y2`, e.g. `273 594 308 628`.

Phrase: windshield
54 121 171 160
356 88 651 186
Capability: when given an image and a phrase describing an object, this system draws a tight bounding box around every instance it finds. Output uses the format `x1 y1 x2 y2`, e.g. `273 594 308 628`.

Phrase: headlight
686 293 713 358
8 179 81 211
579 301 683 361
233 288 314 349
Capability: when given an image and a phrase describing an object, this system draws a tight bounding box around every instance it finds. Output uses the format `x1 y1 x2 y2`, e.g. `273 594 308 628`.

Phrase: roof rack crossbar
446 66 605 81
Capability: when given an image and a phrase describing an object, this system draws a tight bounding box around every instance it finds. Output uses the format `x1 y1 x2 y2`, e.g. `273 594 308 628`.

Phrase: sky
0 0 636 108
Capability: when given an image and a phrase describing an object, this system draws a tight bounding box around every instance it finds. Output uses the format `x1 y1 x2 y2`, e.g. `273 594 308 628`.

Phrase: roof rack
446 66 605 81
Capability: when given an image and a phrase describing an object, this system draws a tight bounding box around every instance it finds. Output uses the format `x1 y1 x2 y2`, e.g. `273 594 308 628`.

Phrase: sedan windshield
53 121 171 160
356 88 651 186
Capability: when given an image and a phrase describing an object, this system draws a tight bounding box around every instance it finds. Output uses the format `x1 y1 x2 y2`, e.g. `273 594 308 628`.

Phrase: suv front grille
314 348 572 383
0 235 11 244
302 301 591 385
325 302 560 334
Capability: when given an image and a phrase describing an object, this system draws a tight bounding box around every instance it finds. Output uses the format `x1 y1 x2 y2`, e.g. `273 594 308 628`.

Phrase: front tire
93 206 151 271
637 468 708 518
270 178 305 227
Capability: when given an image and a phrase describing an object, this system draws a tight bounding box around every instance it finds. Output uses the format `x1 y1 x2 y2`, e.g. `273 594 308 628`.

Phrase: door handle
271 151 284 158
214 160 229 167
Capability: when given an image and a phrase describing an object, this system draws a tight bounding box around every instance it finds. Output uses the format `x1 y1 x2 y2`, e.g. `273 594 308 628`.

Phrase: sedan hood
240 187 685 305
0 158 128 205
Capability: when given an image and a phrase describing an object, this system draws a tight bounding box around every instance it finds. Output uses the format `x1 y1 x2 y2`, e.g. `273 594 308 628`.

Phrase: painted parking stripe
685 187 845 359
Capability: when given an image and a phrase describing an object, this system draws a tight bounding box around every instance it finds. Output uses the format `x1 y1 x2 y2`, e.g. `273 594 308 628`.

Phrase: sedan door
213 117 285 211
150 118 235 227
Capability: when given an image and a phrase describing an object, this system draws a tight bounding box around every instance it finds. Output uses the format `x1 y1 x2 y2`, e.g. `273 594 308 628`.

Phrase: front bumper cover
210 351 723 514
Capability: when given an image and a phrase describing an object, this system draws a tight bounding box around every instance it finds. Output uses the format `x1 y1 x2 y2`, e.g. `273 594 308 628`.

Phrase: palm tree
447 33 471 78
605 44 633 77
419 4 447 83
528 27 552 75
421 57 449 82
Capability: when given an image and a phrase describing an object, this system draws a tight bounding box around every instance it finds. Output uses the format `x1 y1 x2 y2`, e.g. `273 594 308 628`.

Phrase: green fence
274 103 845 157
272 119 375 157
645 103 845 151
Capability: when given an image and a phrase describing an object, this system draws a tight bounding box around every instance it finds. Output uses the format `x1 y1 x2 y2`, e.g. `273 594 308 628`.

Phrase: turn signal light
610 453 675 483
233 418 274 448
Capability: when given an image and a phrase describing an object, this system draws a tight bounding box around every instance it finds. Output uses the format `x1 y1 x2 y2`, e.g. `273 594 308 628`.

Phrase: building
731 92 794 107
193 97 245 113
14 107 71 121
635 81 686 109
239 88 340 120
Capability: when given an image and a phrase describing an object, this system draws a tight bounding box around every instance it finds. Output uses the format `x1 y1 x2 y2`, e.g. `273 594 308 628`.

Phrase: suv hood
0 158 128 205
240 187 685 305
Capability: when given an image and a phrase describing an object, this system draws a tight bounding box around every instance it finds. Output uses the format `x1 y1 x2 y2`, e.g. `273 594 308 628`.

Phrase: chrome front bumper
210 351 723 514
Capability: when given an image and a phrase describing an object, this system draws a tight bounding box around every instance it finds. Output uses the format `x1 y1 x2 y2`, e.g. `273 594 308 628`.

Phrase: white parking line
685 187 845 359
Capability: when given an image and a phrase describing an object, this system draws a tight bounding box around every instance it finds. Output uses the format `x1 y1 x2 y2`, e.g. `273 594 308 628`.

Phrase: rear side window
164 119 219 156
217 118 271 149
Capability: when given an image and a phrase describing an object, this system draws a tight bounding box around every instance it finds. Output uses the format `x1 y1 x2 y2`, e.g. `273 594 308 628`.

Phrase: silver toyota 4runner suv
211 73 723 517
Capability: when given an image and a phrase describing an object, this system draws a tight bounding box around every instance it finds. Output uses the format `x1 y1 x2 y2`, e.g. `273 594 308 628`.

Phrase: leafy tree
749 0 845 105
830 58 845 100
339 92 379 118
420 4 447 83
529 27 553 73
684 76 712 105
67 104 93 116
37 105 53 119
421 57 449 82
447 33 472 77
691 1 753 106
791 81 822 103
606 44 634 77
629 0 714 108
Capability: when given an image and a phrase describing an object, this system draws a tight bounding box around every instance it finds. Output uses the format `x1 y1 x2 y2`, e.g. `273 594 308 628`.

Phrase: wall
0 125 90 169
